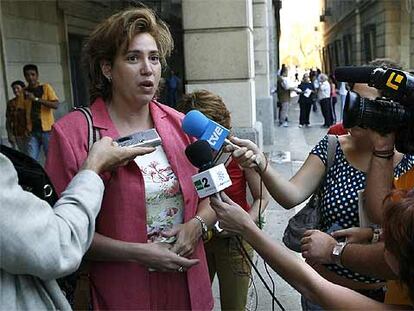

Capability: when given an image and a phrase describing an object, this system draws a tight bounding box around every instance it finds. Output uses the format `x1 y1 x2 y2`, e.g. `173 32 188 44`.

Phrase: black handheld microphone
185 140 232 200
186 140 232 232
335 66 376 83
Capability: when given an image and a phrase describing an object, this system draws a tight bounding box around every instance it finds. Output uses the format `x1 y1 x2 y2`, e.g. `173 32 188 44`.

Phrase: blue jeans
27 131 51 161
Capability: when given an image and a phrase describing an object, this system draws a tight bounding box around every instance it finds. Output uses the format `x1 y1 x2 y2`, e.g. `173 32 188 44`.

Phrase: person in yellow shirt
23 64 59 161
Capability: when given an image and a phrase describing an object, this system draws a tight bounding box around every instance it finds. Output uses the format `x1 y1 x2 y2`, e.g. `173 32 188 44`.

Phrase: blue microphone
182 110 230 151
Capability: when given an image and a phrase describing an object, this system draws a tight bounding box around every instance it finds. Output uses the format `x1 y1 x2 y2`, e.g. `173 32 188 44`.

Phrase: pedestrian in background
23 64 59 161
5 80 27 153
317 73 332 128
277 66 298 127
166 69 181 108
297 73 314 128
310 69 319 112
329 74 338 124
338 81 348 121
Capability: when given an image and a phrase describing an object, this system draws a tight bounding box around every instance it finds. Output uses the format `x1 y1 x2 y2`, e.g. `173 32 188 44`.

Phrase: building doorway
68 33 89 107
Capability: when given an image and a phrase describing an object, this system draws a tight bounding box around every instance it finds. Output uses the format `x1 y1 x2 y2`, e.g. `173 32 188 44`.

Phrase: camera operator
0 138 196 310
332 59 414 306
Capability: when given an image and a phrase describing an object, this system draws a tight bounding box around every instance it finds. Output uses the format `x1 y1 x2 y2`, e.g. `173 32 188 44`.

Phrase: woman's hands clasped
140 242 200 273
162 221 202 258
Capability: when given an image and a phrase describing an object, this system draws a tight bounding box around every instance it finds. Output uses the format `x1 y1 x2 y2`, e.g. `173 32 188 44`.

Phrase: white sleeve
0 154 104 280
281 77 289 90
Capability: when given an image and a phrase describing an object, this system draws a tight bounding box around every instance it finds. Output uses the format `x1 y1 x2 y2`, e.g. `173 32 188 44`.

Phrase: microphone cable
236 159 286 311
236 235 286 311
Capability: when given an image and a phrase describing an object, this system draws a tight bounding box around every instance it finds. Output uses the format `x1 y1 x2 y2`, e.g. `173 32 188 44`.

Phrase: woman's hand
331 227 373 244
139 242 199 272
210 192 255 235
162 220 202 258
367 129 395 151
226 137 267 171
301 230 337 264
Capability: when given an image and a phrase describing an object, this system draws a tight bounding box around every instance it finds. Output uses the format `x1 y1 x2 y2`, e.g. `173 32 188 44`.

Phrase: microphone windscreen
335 66 375 83
185 140 213 169
182 110 210 138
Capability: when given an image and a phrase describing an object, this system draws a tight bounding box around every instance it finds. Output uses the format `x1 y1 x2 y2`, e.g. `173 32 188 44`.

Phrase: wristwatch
194 215 208 240
331 241 348 267
371 228 382 243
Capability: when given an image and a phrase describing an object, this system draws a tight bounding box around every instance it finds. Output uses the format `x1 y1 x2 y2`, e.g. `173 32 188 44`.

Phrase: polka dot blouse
310 135 414 284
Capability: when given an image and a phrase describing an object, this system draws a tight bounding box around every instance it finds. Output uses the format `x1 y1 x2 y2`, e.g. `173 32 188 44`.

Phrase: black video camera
335 66 414 154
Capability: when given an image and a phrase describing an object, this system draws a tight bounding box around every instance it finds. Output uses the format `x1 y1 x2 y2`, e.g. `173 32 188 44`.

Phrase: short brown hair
383 190 414 302
83 6 173 102
177 90 232 130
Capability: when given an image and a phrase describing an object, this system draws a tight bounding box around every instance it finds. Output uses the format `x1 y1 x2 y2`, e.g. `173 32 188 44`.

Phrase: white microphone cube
191 164 232 198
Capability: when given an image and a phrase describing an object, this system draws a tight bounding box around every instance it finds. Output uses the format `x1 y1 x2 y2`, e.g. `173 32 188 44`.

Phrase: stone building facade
319 0 412 73
0 0 281 147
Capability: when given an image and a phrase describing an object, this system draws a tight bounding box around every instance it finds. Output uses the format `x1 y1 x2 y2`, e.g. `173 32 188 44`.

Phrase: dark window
322 47 328 73
68 34 89 107
334 40 341 66
328 43 335 73
363 25 376 62
343 34 352 65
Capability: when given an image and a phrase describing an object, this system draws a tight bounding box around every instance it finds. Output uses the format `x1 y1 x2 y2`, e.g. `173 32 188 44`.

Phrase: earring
105 75 112 83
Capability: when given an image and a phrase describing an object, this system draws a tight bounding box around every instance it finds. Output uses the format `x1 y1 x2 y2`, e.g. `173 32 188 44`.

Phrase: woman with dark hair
45 6 214 310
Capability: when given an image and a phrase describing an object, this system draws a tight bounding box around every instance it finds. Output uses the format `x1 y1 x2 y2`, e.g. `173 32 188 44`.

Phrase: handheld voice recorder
116 128 162 148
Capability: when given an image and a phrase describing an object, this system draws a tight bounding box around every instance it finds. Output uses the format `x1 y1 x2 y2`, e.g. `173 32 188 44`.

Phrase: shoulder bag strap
315 134 338 193
326 134 338 172
74 107 100 150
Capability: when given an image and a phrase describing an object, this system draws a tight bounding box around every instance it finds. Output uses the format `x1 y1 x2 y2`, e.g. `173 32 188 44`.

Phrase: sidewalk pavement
212 98 342 310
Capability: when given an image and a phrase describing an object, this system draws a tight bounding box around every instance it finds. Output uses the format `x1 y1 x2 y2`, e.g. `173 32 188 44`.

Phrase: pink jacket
45 98 213 310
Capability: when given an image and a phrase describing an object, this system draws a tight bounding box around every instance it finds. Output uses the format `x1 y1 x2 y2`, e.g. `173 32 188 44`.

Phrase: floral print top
134 145 184 243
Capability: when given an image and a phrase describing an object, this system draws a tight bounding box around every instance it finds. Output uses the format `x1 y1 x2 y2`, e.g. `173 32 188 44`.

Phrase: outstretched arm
227 137 325 209
210 194 399 310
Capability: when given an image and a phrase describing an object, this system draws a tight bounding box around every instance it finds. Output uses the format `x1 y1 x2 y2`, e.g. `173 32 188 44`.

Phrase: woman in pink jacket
45 7 214 310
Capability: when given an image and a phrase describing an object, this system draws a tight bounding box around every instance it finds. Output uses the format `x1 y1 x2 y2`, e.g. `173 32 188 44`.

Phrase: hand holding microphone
210 192 254 236
182 110 263 168
185 140 232 199
225 137 268 173
185 140 233 233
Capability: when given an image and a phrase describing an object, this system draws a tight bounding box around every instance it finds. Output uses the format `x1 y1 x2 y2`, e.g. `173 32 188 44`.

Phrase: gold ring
177 266 184 273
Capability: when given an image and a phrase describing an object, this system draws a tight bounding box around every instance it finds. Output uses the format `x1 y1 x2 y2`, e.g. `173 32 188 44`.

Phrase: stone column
384 1 402 64
253 0 274 145
0 1 9 141
182 0 261 146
